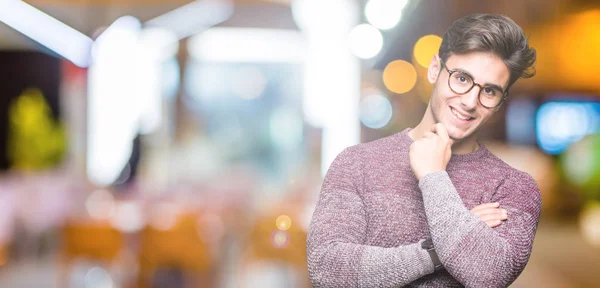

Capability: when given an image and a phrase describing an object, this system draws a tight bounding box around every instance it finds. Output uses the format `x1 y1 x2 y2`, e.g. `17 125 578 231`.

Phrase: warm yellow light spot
580 201 600 248
276 215 292 231
383 60 417 94
413 35 442 68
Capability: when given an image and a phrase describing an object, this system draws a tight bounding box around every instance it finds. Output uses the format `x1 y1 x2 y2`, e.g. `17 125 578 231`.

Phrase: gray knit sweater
306 128 542 287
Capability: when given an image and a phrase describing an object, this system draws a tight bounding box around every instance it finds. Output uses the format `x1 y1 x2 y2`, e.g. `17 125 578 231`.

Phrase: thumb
432 123 453 144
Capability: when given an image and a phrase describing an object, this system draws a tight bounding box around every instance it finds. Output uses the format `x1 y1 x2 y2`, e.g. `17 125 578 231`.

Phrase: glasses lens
479 86 504 108
448 72 473 94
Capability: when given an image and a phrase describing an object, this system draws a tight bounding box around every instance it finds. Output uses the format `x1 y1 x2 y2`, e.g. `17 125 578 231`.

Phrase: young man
306 14 541 287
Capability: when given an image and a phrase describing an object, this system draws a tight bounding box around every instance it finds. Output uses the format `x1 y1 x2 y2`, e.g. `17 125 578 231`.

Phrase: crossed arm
306 148 542 287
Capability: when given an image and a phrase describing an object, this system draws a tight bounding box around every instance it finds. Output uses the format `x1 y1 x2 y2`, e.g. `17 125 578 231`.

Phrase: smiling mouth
450 107 474 121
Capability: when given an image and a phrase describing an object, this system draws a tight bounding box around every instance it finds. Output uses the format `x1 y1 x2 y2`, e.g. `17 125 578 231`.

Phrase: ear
427 54 441 84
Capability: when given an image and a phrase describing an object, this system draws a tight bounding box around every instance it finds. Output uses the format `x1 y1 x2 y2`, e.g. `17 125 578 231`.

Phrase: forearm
307 237 434 287
418 171 535 287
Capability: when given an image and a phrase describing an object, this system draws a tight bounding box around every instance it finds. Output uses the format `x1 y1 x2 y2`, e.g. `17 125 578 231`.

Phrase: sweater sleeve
307 147 435 287
418 170 542 288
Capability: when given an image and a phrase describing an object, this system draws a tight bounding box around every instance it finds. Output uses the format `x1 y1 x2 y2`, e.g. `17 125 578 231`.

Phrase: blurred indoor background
0 0 599 287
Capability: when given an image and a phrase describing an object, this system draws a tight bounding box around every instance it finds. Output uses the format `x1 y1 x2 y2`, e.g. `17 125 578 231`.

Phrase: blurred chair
137 212 213 288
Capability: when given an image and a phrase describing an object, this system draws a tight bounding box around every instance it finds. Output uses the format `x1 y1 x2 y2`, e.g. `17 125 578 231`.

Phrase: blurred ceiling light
188 28 306 63
87 16 142 187
292 0 360 176
413 34 442 67
365 0 408 30
383 60 417 94
145 0 234 40
348 24 383 59
291 0 359 33
137 27 179 62
92 16 141 58
0 0 93 67
360 94 393 129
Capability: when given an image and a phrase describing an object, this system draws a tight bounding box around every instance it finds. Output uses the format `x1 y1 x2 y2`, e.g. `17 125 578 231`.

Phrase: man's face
427 52 510 142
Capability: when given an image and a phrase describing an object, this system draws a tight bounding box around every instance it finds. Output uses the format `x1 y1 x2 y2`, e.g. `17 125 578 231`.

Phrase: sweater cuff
416 239 436 275
418 171 451 195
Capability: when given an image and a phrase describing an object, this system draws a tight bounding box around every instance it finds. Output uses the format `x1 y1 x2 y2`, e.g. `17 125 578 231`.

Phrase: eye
452 72 471 85
483 87 497 96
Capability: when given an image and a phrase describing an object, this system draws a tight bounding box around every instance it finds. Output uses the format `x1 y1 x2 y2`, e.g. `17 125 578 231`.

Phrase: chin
441 117 477 142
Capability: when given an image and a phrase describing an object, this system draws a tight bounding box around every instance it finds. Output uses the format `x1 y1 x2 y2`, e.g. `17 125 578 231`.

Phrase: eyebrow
451 67 506 93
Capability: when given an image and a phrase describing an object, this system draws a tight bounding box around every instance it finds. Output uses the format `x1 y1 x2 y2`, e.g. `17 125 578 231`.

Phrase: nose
460 85 480 110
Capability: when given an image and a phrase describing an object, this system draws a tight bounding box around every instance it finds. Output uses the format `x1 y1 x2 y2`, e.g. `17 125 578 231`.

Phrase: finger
479 213 507 223
473 208 508 218
471 202 500 212
431 123 448 138
432 123 453 145
484 219 503 228
472 208 500 217
423 132 436 139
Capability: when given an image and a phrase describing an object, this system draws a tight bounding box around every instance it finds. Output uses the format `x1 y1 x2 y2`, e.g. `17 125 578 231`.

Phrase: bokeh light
360 94 393 129
580 202 600 248
364 0 408 30
109 201 144 233
275 215 292 231
536 101 600 155
562 133 600 199
84 266 114 288
413 34 442 67
85 189 116 220
348 24 383 59
270 230 290 249
383 60 417 94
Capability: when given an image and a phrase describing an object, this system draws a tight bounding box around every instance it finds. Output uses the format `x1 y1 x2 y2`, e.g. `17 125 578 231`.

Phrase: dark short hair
439 13 536 90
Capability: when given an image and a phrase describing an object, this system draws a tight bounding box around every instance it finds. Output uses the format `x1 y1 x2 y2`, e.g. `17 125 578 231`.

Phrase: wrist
418 169 444 181
421 238 444 273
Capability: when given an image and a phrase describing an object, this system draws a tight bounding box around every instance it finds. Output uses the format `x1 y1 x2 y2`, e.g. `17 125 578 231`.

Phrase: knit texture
307 128 542 287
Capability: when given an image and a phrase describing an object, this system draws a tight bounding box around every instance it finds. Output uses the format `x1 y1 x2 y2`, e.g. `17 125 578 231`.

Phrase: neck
408 104 479 155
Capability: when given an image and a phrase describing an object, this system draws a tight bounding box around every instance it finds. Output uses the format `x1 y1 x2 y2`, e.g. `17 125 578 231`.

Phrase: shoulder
483 151 542 211
481 148 541 196
342 132 406 160
482 148 538 186
328 133 404 177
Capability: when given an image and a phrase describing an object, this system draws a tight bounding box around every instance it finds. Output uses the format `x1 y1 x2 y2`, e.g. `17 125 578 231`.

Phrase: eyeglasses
441 61 508 109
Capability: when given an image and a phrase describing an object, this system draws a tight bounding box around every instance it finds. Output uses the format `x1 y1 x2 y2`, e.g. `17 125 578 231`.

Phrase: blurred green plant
7 88 66 170
560 133 600 201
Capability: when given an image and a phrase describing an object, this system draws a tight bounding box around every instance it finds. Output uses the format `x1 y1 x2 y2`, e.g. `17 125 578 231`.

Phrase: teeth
452 108 472 120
